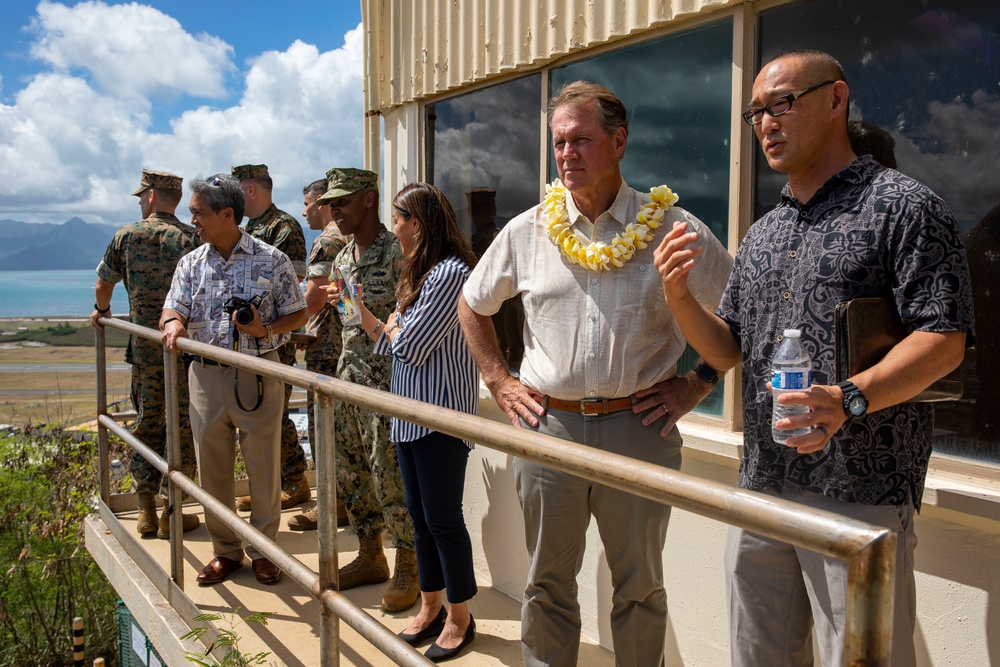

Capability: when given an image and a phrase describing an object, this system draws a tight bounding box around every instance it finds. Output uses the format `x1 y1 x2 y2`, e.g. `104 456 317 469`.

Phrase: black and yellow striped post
72 616 84 666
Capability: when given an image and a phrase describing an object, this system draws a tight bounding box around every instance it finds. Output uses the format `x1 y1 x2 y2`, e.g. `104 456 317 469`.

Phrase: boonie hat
132 169 182 196
231 164 270 181
316 168 378 203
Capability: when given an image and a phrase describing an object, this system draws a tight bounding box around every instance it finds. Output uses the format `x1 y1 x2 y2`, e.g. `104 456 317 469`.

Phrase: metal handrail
95 317 895 666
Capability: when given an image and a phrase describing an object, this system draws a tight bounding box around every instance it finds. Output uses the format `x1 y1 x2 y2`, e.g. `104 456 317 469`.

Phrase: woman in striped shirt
355 182 480 662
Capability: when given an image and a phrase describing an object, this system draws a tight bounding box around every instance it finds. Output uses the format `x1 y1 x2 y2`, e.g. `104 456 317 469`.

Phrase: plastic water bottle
772 329 812 444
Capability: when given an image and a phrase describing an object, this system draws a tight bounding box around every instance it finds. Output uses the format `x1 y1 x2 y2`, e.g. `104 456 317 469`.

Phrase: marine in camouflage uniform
315 169 413 551
331 227 411 544
233 164 310 495
92 170 199 501
303 226 348 449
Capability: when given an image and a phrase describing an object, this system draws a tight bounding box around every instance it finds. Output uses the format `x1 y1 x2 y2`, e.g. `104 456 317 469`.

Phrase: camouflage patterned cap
231 164 270 181
131 169 182 196
316 168 378 203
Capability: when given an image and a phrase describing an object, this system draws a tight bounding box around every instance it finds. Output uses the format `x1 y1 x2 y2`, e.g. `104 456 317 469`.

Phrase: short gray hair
548 80 628 137
191 173 245 223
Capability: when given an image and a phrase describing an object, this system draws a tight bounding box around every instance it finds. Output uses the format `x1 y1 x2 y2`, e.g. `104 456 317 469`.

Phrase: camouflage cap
131 169 182 196
231 164 270 181
316 168 378 203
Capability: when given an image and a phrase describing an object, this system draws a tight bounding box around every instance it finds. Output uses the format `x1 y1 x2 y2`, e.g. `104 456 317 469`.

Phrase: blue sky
0 1 365 226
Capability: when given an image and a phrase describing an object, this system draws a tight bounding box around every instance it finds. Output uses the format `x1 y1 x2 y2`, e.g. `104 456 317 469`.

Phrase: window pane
426 75 542 239
550 19 734 417
757 0 1000 463
427 75 541 373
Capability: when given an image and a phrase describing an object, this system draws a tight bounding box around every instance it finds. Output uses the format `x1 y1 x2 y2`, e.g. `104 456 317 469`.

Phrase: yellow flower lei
543 179 679 271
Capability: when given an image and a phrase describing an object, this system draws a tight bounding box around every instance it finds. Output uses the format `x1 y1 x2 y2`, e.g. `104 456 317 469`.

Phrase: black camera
223 294 263 326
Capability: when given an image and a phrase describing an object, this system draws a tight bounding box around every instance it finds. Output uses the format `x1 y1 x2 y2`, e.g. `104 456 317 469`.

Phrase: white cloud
892 89 1000 231
29 0 234 100
153 31 366 203
0 2 364 226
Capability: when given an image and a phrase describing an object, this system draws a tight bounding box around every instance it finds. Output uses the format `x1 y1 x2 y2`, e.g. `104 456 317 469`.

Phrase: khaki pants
517 408 682 667
189 351 284 561
726 487 917 667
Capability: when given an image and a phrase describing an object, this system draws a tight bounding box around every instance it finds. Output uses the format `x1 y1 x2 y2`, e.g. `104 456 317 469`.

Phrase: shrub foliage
0 425 120 666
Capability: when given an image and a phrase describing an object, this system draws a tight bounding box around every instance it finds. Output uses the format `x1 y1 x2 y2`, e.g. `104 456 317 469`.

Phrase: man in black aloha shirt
654 49 973 666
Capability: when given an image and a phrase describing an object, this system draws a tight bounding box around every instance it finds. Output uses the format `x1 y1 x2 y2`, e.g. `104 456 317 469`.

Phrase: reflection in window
426 75 540 373
758 0 1000 463
550 19 734 417
426 75 541 240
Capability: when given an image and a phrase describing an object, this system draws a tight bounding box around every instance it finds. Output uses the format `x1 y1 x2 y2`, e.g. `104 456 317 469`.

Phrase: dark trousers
396 432 478 603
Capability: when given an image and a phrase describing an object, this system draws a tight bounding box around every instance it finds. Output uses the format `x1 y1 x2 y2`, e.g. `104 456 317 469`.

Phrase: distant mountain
0 216 321 271
0 217 121 270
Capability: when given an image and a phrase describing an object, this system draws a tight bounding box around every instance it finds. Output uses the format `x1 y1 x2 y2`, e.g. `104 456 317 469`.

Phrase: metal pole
315 394 340 666
845 531 897 666
72 616 84 666
163 347 184 588
95 325 110 504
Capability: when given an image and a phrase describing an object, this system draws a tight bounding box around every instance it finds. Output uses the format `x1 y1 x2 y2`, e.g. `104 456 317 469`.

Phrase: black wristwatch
694 362 720 386
837 380 869 418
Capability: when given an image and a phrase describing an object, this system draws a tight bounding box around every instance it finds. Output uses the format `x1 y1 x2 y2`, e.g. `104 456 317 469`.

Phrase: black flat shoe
398 606 447 647
425 615 476 663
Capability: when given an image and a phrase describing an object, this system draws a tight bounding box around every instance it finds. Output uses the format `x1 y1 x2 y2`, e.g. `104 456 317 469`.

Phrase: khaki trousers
516 408 682 667
189 351 283 561
726 487 918 667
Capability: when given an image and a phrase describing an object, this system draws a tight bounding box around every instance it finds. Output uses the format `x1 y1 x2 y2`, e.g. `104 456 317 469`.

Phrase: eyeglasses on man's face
742 80 836 126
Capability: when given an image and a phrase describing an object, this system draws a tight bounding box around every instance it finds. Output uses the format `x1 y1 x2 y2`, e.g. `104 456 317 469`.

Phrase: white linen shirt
463 180 732 399
164 230 305 355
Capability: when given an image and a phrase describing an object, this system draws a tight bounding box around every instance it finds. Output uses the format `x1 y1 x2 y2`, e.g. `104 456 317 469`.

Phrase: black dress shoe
251 557 282 584
425 615 475 663
196 556 243 586
398 606 446 646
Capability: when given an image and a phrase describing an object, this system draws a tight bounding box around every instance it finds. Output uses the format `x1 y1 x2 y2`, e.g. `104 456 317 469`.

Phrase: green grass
0 321 130 348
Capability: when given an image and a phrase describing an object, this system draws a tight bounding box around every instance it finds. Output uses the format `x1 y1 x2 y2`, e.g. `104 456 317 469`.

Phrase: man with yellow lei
459 81 733 667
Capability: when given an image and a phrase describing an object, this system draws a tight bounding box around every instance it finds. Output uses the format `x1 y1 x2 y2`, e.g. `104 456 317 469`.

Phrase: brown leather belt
186 354 230 368
546 396 635 416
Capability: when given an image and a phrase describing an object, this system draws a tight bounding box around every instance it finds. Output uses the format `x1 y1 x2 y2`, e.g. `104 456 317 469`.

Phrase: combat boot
288 499 352 532
156 509 201 539
337 535 389 590
136 492 158 536
287 506 318 531
281 473 311 509
381 547 420 612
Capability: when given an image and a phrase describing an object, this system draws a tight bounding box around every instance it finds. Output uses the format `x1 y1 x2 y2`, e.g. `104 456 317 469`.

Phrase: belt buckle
579 398 606 416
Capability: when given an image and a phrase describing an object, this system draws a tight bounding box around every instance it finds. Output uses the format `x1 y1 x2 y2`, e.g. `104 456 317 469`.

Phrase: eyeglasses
208 176 224 187
742 80 836 126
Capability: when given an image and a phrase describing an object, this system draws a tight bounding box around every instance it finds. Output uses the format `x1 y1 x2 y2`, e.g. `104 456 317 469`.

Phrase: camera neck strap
230 321 265 413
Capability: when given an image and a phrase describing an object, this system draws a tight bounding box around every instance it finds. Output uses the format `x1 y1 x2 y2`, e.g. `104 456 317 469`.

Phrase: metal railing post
163 346 184 588
95 324 110 504
315 392 340 666
845 531 897 666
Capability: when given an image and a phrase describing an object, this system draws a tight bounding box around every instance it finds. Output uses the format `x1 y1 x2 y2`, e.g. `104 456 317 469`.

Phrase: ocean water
0 270 130 318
